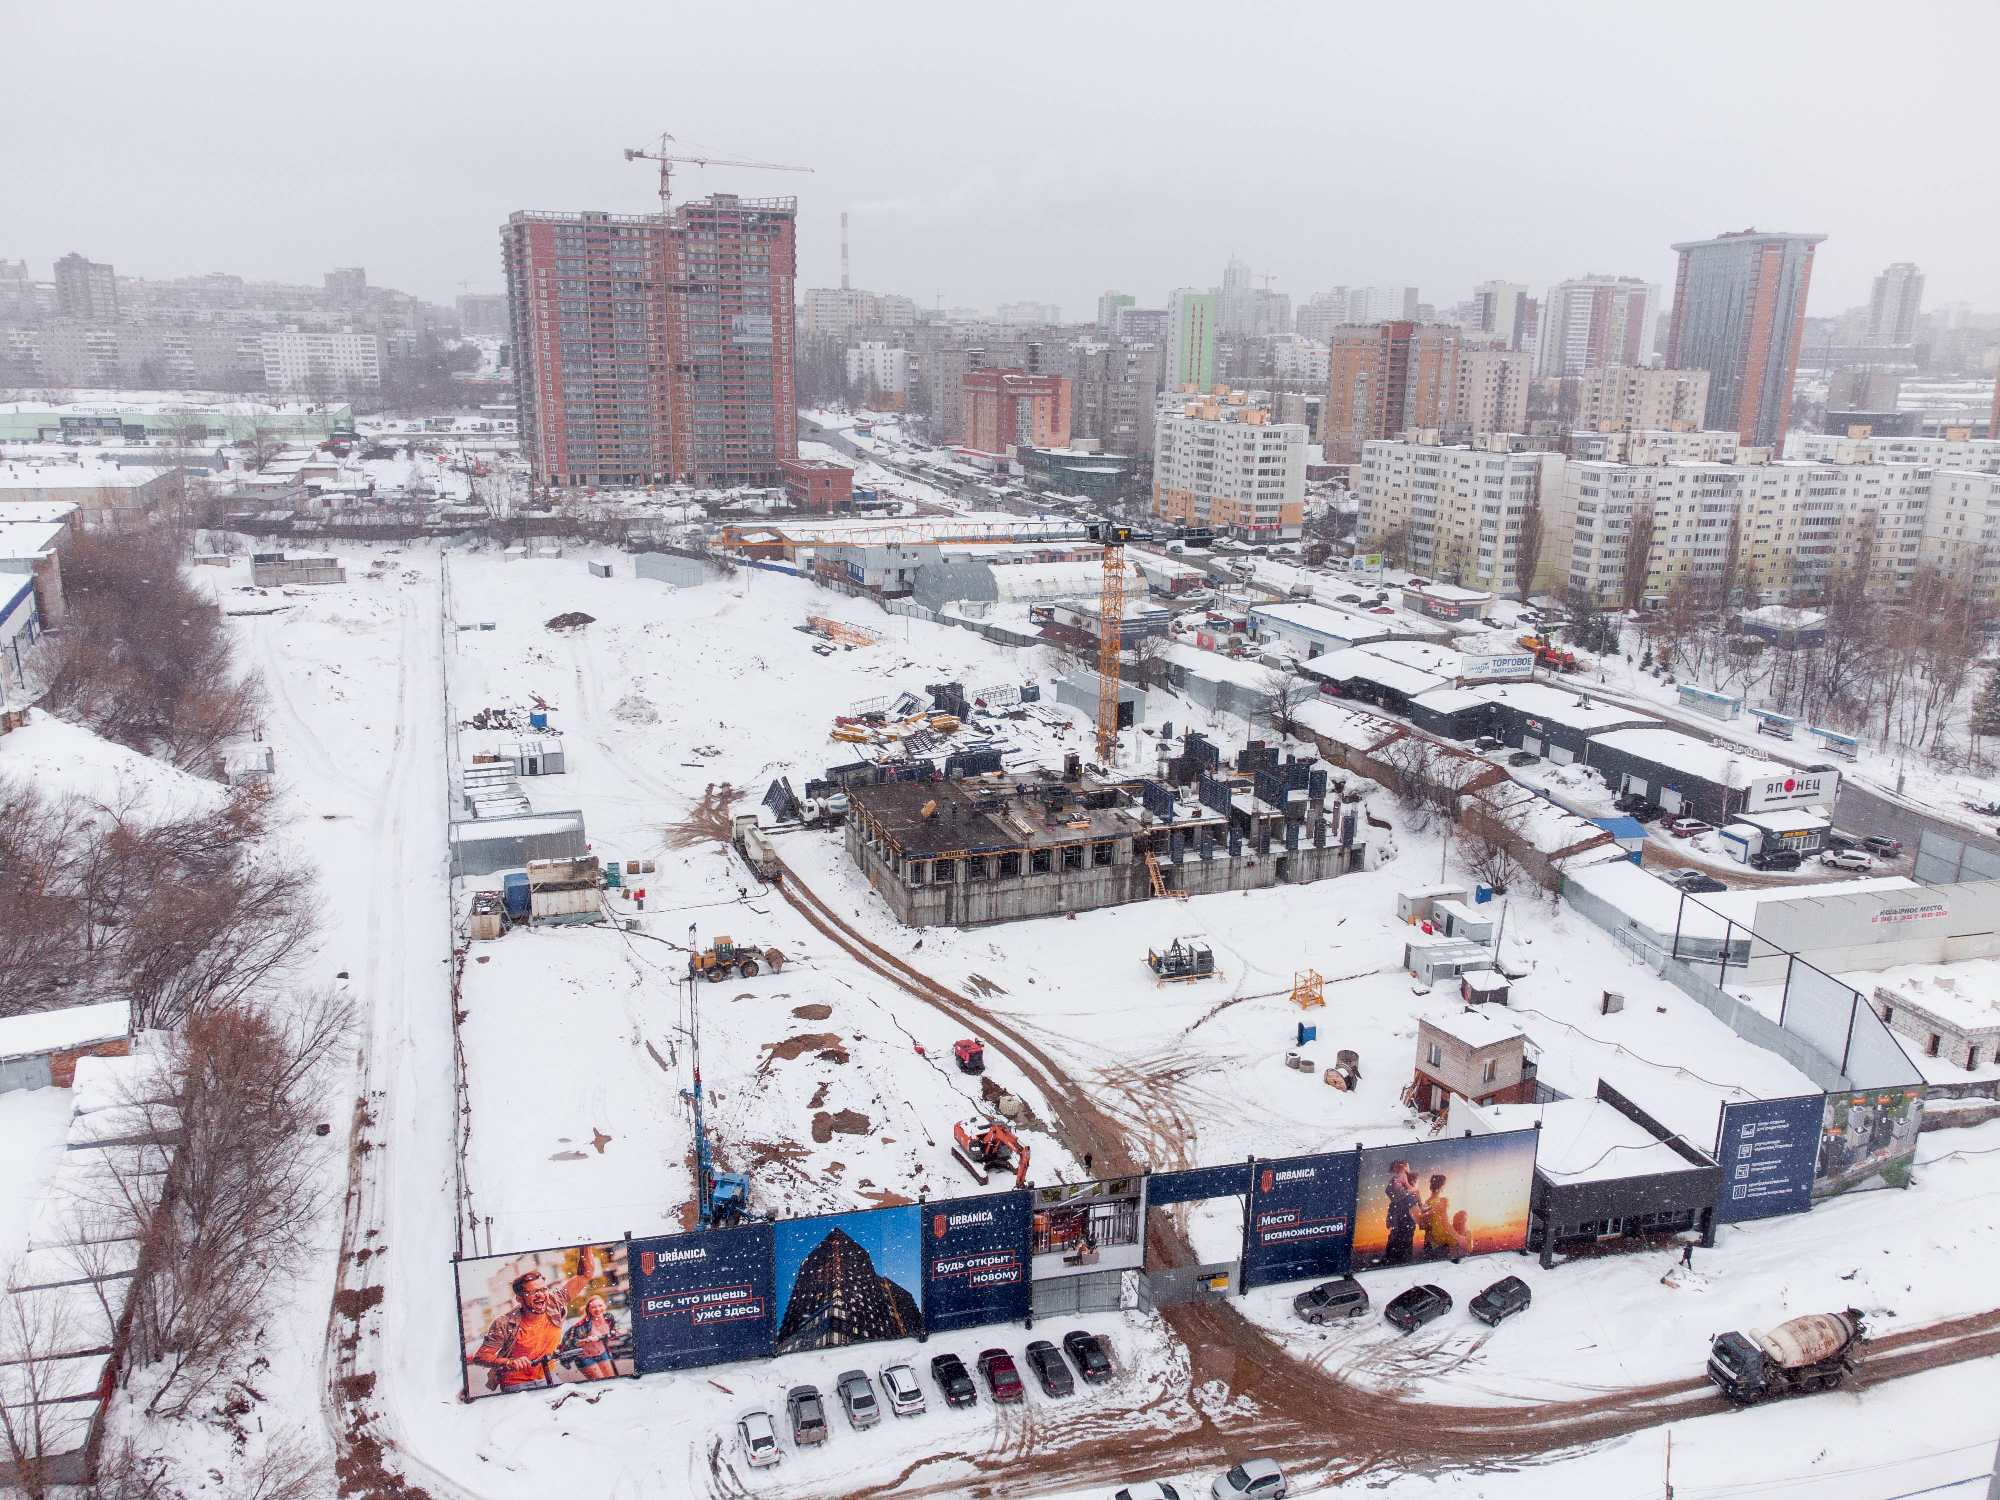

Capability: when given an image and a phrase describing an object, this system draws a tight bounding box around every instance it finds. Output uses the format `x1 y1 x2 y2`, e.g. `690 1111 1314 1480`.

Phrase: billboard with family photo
1351 1131 1538 1268
771 1206 923 1356
455 1241 633 1400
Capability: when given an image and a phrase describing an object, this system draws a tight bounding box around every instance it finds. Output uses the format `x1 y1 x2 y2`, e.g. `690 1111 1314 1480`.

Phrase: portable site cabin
1397 884 1471 925
1459 968 1511 1006
1404 934 1494 987
1432 899 1495 943
525 855 602 922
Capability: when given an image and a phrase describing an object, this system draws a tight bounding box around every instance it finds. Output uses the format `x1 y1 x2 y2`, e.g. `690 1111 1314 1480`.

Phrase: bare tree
0 1284 84 1500
1511 495 1545 602
1618 501 1656 612
1375 734 1493 832
1257 660 1318 740
1461 795 1530 894
244 426 285 472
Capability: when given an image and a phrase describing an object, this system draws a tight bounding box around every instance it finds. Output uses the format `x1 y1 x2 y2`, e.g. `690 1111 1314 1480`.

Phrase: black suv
1024 1339 1074 1397
1750 847 1802 871
930 1352 976 1408
1063 1329 1112 1383
1384 1283 1453 1333
1468 1275 1533 1326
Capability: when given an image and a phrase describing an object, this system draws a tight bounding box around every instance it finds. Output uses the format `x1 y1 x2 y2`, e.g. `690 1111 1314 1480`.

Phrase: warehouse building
1582 727 1837 827
1472 682 1660 763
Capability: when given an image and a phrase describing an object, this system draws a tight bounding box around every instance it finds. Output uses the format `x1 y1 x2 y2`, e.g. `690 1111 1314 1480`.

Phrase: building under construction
842 735 1366 926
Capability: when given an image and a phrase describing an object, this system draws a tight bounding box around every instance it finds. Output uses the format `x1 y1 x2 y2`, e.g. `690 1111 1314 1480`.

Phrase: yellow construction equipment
1290 969 1325 1008
1088 522 1131 764
1144 848 1188 901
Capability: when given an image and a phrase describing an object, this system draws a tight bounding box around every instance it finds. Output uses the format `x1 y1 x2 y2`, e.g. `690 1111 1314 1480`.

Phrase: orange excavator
951 1118 1030 1188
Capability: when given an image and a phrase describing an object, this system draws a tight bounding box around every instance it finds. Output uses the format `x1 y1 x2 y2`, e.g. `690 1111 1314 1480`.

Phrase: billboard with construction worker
1351 1131 1538 1268
921 1191 1033 1334
1713 1094 1824 1223
1029 1176 1148 1279
455 1241 633 1400
628 1224 777 1374
771 1206 923 1356
1241 1152 1359 1290
1812 1086 1924 1200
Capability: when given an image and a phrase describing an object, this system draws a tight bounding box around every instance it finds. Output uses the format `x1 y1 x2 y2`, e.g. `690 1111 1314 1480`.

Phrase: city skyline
8 2 1999 317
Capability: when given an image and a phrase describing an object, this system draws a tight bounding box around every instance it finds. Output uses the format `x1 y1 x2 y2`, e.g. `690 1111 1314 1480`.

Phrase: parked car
930 1352 976 1408
877 1361 926 1418
1065 1329 1114 1383
1211 1458 1290 1499
1964 800 2000 817
1292 1276 1370 1324
1629 802 1665 825
1473 735 1506 752
1024 1339 1075 1397
1666 870 1728 894
736 1408 783 1468
1822 848 1875 872
835 1369 879 1429
786 1385 828 1446
1508 750 1540 767
1113 1485 1183 1500
1468 1275 1533 1326
1750 847 1803 871
977 1347 1024 1403
1826 829 1862 851
1384 1283 1454 1333
1667 817 1712 838
1861 834 1904 858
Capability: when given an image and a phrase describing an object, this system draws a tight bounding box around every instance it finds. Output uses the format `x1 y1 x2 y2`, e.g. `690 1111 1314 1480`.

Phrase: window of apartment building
1426 1041 1444 1068
967 855 988 881
1481 1057 1498 1085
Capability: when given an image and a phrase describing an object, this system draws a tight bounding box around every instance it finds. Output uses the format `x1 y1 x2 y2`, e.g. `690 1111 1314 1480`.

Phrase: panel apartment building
502 193 798 489
1355 438 1563 593
1153 390 1306 541
1322 321 1461 466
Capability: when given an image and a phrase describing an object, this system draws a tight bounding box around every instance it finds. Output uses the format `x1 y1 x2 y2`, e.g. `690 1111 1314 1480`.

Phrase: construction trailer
250 553 345 586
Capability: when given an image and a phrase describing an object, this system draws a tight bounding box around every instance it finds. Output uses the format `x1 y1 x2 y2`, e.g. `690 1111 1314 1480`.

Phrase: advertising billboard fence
1147 1162 1252 1207
772 1206 923 1356
1813 1086 1923 1201
1351 1131 1538 1269
628 1224 776 1374
1712 1094 1823 1224
455 1241 633 1400
923 1192 1032 1335
1241 1152 1359 1290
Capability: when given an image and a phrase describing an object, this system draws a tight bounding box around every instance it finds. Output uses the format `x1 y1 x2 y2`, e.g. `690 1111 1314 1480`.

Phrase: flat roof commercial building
1583 727 1836 828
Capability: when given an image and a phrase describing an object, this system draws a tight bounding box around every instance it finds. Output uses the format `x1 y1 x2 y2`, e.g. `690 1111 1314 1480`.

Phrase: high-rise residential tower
53 253 117 322
1666 228 1826 448
1470 280 1530 351
1165 289 1216 391
1867 262 1924 344
1536 275 1657 377
1321 321 1461 465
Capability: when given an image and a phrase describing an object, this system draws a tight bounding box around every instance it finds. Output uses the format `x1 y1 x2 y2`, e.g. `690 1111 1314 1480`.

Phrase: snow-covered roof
1863 959 2000 1036
1479 1098 1704 1181
1589 727 1790 787
1411 686 1489 713
0 500 79 523
1471 680 1660 733
0 464 164 490
0 519 65 558
0 1001 130 1060
1293 698 1405 752
1420 1004 1525 1050
1735 807 1830 833
1250 599 1389 642
1299 645 1448 697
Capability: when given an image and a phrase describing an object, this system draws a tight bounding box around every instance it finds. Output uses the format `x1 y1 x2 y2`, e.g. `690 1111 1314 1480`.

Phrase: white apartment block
1537 276 1657 377
1575 367 1710 433
1569 429 1743 465
259 328 381 394
1454 349 1530 437
1786 432 2000 473
1153 399 1306 542
1271 336 1330 389
1924 469 2000 596
845 341 911 404
1356 438 1561 593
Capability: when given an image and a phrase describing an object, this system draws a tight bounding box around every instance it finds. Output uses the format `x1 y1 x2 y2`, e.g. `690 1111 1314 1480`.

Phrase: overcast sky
11 0 1998 320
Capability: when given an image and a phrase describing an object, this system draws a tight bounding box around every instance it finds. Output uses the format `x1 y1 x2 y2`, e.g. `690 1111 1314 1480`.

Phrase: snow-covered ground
163 539 2000 1500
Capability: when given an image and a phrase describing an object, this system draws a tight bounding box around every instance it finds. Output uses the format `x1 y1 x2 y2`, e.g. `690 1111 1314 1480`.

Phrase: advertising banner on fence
628 1224 776 1374
1813 1086 1923 1200
1713 1094 1823 1223
922 1191 1032 1334
1352 1131 1537 1268
1241 1152 1359 1290
1029 1176 1148 1279
1147 1162 1253 1207
456 1241 633 1399
772 1206 923 1356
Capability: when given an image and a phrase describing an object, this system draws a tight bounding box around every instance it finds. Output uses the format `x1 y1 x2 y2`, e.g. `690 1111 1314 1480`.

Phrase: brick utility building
502 193 798 490
778 457 854 511
1411 1006 1537 1114
960 368 1072 460
1667 228 1825 449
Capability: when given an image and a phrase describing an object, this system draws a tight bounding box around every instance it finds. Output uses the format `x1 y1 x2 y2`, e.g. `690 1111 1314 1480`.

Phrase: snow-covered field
157 540 2000 1500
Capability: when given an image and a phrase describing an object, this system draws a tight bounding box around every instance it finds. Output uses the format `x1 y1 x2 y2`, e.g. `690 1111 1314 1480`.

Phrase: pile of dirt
611 692 659 725
757 1032 844 1073
810 1109 871 1143
981 1075 1047 1131
545 611 596 631
792 1002 833 1020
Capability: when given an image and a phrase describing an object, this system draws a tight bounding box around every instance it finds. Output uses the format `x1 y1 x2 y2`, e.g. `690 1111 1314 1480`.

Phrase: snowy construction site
54 536 1998 1500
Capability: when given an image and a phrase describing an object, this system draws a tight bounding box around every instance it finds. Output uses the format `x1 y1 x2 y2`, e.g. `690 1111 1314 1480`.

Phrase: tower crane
622 131 813 211
1086 521 1132 764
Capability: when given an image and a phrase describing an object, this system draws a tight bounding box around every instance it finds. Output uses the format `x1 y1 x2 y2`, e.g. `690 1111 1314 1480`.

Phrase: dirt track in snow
764 854 2000 1495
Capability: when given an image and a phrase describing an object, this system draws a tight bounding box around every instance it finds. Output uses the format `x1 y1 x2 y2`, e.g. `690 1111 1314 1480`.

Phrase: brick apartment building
1322 321 1461 466
961 368 1072 459
502 193 799 490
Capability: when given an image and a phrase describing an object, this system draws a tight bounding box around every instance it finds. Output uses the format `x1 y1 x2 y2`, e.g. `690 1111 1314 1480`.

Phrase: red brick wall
49 1037 131 1089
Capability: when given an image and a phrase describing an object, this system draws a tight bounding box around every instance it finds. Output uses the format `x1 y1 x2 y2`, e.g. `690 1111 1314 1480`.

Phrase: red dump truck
1706 1309 1865 1403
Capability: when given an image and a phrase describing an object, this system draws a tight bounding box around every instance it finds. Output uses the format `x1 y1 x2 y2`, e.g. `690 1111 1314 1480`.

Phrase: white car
1822 848 1875 872
1114 1486 1184 1500
736 1408 782 1468
878 1361 926 1417
1212 1459 1288 1500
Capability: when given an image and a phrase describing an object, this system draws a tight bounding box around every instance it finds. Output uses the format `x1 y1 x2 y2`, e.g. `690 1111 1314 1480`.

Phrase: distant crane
622 131 813 211
1087 521 1132 764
